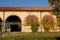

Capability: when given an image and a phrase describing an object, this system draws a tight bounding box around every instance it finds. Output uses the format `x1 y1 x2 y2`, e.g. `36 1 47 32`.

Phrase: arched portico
5 15 22 32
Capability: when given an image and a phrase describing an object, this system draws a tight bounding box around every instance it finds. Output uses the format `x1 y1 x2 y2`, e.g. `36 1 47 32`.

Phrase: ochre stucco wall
0 11 58 32
0 11 3 20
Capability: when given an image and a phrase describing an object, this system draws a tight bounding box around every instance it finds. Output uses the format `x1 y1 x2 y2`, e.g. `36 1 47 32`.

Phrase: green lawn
2 32 60 40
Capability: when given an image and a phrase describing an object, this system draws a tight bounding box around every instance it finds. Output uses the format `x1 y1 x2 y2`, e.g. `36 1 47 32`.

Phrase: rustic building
0 7 58 33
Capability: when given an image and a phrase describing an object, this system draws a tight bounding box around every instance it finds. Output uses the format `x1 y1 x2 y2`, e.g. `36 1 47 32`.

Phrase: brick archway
5 15 21 32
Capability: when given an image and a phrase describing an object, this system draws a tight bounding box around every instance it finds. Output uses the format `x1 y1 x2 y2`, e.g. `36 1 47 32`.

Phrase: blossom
25 15 39 25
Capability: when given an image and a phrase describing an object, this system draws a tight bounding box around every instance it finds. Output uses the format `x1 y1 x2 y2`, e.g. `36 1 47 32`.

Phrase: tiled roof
0 7 54 11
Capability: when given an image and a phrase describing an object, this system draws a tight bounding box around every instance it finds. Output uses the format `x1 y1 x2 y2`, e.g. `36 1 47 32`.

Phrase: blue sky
0 0 50 7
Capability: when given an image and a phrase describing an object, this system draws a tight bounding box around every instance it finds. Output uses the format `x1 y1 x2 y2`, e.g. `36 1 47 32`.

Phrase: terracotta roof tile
0 7 54 11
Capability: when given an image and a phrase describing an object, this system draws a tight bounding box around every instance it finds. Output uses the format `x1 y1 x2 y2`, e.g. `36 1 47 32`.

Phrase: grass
2 32 60 40
2 36 55 40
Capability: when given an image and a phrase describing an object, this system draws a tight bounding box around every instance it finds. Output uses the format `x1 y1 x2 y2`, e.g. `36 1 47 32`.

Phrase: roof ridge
0 7 53 11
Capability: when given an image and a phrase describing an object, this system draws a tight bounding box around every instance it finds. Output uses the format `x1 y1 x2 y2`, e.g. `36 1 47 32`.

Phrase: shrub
25 15 39 32
42 15 54 32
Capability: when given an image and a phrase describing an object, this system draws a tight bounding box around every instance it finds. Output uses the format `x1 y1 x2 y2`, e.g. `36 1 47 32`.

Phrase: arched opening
24 15 39 32
5 15 21 32
24 15 39 26
42 15 54 32
0 18 2 34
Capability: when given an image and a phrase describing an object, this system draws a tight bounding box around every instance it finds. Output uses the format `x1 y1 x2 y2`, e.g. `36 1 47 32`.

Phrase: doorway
10 24 20 32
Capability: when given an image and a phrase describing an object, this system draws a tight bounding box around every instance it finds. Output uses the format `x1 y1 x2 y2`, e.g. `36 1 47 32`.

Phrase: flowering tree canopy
25 15 39 26
43 15 54 23
42 15 54 32
24 15 39 32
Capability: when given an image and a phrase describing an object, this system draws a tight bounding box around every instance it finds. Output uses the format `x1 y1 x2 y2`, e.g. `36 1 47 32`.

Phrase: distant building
0 7 58 33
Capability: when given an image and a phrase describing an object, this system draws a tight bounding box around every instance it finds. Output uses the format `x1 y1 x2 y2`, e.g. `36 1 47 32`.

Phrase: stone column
2 11 5 33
